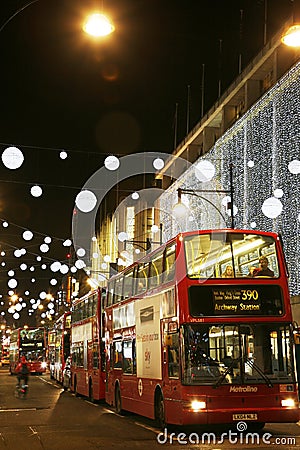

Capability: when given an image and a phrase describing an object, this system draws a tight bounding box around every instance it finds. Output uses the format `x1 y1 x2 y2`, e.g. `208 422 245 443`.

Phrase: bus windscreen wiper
214 356 241 388
244 357 273 388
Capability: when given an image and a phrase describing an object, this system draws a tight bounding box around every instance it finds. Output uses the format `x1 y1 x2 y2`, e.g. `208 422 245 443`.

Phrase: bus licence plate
233 413 257 421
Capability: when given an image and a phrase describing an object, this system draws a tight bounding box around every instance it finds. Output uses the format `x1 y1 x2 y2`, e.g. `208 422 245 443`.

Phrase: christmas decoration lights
159 61 300 295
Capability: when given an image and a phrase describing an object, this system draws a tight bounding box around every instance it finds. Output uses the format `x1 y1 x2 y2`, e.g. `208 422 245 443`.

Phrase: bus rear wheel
155 391 166 429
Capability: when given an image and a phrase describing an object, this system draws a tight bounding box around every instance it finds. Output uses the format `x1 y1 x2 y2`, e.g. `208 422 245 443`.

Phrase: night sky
0 0 294 323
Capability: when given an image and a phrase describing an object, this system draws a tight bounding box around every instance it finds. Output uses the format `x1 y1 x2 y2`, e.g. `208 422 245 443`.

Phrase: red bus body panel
104 230 299 426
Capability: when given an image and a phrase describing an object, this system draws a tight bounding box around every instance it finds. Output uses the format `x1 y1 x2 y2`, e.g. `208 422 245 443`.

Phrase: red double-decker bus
104 229 299 429
9 327 47 375
48 312 71 384
70 288 106 402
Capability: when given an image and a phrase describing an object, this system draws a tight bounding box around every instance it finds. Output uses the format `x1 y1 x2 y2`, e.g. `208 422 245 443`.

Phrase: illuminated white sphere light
59 151 68 160
75 260 86 269
60 264 69 275
288 159 300 174
8 279 17 289
247 160 255 168
274 188 284 198
31 185 43 197
195 160 215 182
63 239 72 247
50 261 61 272
151 225 159 233
75 190 97 213
153 158 165 170
172 202 189 218
131 192 139 200
118 232 128 242
104 155 120 171
40 244 49 253
261 197 283 218
23 230 33 241
1 146 24 169
76 248 86 257
2 221 8 228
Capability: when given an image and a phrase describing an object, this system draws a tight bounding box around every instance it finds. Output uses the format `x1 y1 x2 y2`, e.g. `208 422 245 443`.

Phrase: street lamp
0 1 115 38
173 164 235 229
83 12 115 37
281 0 300 47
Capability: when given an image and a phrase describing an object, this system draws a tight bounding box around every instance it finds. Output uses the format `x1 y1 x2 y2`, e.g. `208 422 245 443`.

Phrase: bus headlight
41 362 47 369
191 400 206 411
281 398 295 407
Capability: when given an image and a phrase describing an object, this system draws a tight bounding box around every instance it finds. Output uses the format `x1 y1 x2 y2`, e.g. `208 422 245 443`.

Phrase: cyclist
15 356 30 387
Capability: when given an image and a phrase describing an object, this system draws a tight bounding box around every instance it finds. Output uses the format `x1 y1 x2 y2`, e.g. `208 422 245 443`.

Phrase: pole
229 163 234 229
174 103 178 150
263 0 268 46
186 85 190 134
201 63 205 117
66 276 72 304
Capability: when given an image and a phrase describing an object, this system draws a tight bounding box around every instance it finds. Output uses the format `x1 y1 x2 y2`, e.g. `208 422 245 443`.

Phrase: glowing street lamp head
281 24 300 47
83 13 115 37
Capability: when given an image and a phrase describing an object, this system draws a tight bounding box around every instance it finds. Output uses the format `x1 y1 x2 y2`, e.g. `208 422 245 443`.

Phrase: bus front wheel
115 384 122 414
155 390 166 429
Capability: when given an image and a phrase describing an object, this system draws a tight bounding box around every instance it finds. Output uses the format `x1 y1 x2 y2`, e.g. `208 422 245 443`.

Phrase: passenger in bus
222 265 234 278
249 256 274 277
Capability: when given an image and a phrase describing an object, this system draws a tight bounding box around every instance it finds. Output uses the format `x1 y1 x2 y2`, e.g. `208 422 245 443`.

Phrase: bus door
84 340 88 370
90 342 100 396
163 326 181 419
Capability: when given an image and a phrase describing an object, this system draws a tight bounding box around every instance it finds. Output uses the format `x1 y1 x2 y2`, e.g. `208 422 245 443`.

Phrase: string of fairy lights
159 60 300 296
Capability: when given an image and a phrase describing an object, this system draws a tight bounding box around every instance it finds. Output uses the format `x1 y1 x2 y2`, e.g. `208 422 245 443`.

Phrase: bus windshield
19 328 45 361
184 232 279 278
182 323 294 386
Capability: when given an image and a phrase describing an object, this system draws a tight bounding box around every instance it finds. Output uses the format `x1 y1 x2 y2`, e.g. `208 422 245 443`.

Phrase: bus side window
136 262 149 294
93 344 99 369
113 341 122 368
167 333 180 378
123 340 134 374
164 243 176 283
148 250 164 289
123 269 134 299
113 276 123 303
106 281 114 307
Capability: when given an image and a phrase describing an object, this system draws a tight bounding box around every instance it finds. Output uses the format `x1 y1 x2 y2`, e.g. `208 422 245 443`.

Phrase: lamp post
173 164 235 229
0 1 115 37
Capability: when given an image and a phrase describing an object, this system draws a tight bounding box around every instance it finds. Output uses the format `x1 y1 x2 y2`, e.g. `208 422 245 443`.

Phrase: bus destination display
188 285 283 317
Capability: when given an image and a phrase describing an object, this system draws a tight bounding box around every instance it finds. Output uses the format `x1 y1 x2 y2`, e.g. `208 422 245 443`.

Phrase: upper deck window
184 232 279 279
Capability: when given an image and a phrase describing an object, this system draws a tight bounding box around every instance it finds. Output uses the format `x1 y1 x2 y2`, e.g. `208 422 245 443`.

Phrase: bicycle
14 380 28 399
